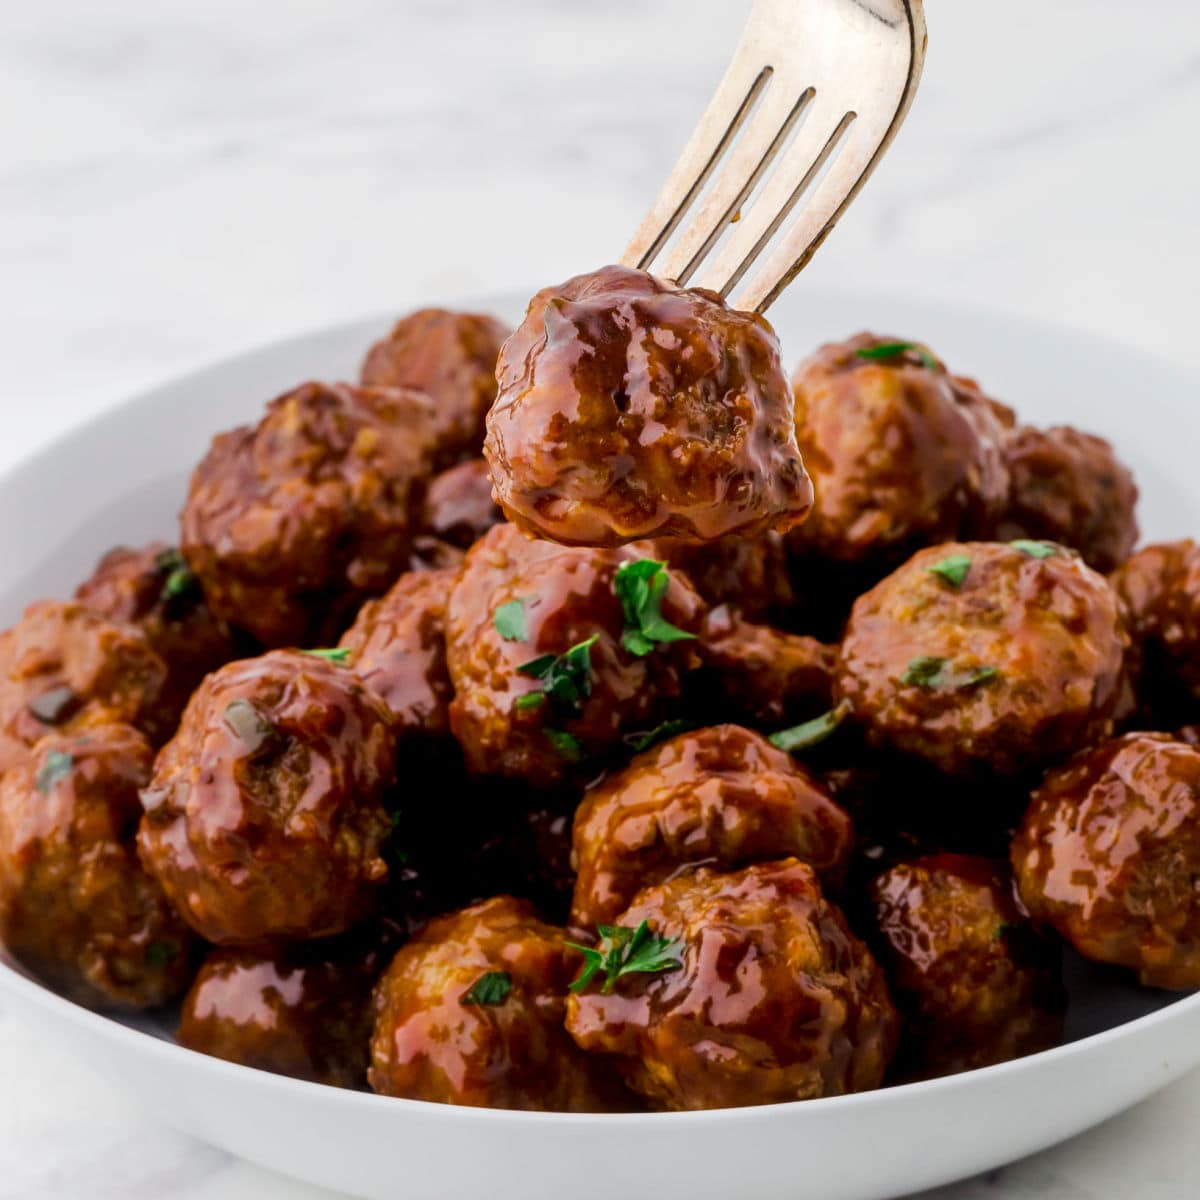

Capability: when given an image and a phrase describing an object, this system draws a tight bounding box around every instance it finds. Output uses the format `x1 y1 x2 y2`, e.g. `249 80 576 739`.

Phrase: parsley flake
613 560 696 657
567 920 684 994
1010 540 1058 559
35 751 74 795
156 548 200 609
855 341 939 370
901 657 999 691
768 700 853 754
494 598 532 642
927 554 972 589
514 692 546 713
145 940 178 969
623 719 695 754
461 970 513 1007
546 729 583 763
517 635 598 712
304 647 352 665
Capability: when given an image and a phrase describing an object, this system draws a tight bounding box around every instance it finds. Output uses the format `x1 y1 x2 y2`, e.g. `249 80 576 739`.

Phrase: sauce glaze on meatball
421 459 503 549
565 859 898 1111
138 650 396 946
652 532 796 624
484 265 814 546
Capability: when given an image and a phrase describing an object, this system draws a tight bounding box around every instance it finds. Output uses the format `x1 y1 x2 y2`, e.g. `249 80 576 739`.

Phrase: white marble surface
1 1 1199 1197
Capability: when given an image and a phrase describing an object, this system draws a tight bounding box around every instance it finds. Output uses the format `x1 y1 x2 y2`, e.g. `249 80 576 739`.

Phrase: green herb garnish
927 554 972 589
494 598 532 643
623 719 695 754
517 635 599 712
156 548 200 608
546 729 584 763
901 657 999 691
514 692 546 713
223 699 276 752
304 647 352 665
34 751 74 795
461 970 513 1007
145 940 179 969
567 921 684 994
768 700 853 754
27 685 80 726
614 560 696 657
1010 540 1057 559
855 341 938 370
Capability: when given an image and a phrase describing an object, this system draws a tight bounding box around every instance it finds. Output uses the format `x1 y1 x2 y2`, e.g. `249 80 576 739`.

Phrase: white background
0 1 1198 1197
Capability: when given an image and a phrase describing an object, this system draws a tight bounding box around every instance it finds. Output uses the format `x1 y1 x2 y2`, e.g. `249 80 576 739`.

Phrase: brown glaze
421 459 503 549
445 524 703 790
788 334 1010 565
868 854 1064 1080
565 860 898 1111
1013 732 1200 989
369 896 623 1110
484 265 813 546
138 650 396 945
360 308 512 466
0 600 169 772
570 725 854 929
0 724 194 1010
181 381 440 648
994 425 1138 574
76 541 238 732
694 604 838 728
652 532 796 624
339 567 457 740
838 542 1130 776
178 942 380 1088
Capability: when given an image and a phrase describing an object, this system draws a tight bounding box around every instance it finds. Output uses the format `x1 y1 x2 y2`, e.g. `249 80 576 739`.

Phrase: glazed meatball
339 567 457 743
369 896 622 1110
838 541 1130 776
0 600 168 772
571 725 853 929
994 425 1138 573
652 532 795 624
360 308 512 465
788 334 1010 565
0 724 194 1009
421 459 502 549
178 942 379 1088
446 524 703 790
138 650 396 945
694 603 837 728
76 542 237 729
565 860 897 1110
181 381 440 648
484 265 813 546
1013 733 1200 989
868 854 1064 1080
1112 540 1200 706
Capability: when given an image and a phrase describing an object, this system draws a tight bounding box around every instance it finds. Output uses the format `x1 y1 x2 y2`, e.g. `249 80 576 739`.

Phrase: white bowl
1 288 1197 1200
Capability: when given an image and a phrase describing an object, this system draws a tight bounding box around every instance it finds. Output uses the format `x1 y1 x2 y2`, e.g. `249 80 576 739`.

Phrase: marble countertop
1 1 1198 1197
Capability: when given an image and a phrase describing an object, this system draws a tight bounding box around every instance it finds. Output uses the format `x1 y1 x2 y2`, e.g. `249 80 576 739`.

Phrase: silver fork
621 0 926 314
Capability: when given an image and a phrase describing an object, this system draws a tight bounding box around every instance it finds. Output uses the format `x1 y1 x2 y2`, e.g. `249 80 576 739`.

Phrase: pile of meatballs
1 262 1196 1113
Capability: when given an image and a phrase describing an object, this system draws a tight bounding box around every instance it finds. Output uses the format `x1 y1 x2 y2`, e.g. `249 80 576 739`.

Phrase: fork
621 0 926 314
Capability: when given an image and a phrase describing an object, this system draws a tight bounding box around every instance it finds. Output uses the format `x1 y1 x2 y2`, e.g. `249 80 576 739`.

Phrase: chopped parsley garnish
156 548 200 609
567 921 684 994
493 598 532 643
517 635 598 712
623 719 695 754
27 685 80 726
927 554 972 589
855 341 938 370
613 560 696 657
1010 539 1057 559
460 970 513 1007
514 692 546 713
304 647 352 665
145 940 179 969
545 729 583 763
35 751 74 795
768 700 852 754
901 656 999 691
222 699 276 753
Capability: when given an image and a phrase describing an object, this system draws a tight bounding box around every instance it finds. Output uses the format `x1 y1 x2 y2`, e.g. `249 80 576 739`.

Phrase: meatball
360 308 512 465
1013 732 1200 989
421 459 502 549
693 604 837 729
994 425 1138 574
838 541 1130 776
868 854 1064 1080
0 724 194 1009
484 265 813 546
138 650 396 945
339 566 457 743
788 334 1010 565
446 524 704 790
178 941 380 1087
369 896 622 1110
652 532 795 624
565 860 897 1110
181 381 440 648
76 542 237 729
571 725 853 929
1112 540 1200 707
0 600 168 772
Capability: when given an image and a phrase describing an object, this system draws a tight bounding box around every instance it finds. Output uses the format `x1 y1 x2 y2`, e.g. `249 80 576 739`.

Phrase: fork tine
621 43 773 272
